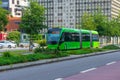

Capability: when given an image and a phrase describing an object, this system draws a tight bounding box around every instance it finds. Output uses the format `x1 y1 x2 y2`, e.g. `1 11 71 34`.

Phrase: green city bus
47 28 99 50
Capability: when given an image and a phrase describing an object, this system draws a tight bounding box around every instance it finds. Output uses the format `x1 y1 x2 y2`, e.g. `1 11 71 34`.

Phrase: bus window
71 33 80 42
64 33 72 41
82 33 90 41
64 33 80 42
92 34 99 41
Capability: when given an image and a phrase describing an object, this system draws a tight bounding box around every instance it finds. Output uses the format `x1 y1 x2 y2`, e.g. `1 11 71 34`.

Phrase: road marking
106 61 116 65
81 68 96 73
55 78 63 80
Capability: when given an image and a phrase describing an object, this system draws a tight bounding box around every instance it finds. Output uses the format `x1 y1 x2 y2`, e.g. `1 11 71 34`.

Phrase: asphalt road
64 61 120 80
0 51 120 80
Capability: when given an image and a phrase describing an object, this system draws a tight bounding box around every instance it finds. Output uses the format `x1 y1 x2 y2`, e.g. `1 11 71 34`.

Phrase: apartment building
1 0 29 32
38 0 120 28
2 0 28 17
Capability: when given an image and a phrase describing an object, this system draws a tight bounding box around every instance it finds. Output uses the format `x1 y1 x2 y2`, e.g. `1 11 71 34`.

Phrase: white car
0 40 17 48
0 44 3 49
19 42 30 48
19 41 39 48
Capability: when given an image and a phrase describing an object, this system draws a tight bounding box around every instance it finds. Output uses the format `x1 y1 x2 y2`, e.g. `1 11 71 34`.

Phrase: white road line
106 61 116 65
55 78 63 80
81 68 96 73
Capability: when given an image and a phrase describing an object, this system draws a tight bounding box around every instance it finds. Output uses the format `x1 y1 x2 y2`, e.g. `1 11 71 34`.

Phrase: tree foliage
81 12 96 30
20 1 46 51
20 1 46 35
80 10 120 36
0 0 1 4
0 0 9 31
93 11 108 36
7 31 20 44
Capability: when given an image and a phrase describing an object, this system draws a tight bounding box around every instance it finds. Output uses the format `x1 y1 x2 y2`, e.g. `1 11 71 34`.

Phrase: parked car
0 40 17 48
19 41 29 48
19 41 39 48
0 44 3 49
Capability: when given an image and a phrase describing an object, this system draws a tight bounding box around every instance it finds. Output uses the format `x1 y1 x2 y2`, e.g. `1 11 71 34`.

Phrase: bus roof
91 30 98 34
62 28 91 33
48 28 98 34
62 28 79 32
81 29 90 33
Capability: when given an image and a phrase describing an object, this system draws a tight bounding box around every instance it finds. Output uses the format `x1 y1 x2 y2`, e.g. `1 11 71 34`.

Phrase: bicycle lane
64 61 120 80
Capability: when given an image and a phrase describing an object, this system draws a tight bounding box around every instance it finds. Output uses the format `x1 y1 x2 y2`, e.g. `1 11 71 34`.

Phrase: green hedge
0 52 69 66
0 47 118 66
102 45 120 49
66 48 105 55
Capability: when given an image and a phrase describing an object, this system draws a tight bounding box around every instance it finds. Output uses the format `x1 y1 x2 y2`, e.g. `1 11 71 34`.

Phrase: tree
20 1 46 51
81 11 108 36
0 0 1 4
81 12 96 30
7 31 20 45
20 1 46 34
0 0 9 31
93 11 108 36
112 14 120 36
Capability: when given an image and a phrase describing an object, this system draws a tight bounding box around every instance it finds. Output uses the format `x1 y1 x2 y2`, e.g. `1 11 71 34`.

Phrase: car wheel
8 45 12 48
0 46 3 49
14 45 17 48
20 45 24 48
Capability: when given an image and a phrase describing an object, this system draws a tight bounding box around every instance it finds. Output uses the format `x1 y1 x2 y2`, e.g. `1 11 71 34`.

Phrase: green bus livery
47 28 99 50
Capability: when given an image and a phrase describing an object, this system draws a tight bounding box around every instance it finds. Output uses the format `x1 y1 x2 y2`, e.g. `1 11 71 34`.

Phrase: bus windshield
47 28 61 44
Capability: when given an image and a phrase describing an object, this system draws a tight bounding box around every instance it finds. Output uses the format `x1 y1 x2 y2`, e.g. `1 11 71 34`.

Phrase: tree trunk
29 34 33 51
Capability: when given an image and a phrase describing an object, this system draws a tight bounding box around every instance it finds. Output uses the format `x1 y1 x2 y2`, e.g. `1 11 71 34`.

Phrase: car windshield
47 28 61 44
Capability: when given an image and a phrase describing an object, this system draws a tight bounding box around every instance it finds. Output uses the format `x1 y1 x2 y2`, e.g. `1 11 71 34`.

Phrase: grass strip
0 45 119 66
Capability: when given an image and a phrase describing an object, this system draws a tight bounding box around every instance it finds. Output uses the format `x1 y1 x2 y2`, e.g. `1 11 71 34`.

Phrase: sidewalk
0 49 120 71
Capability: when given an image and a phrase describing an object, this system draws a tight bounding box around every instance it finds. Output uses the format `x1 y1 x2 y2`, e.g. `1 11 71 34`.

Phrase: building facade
2 0 28 17
5 17 21 32
38 0 120 28
1 0 29 32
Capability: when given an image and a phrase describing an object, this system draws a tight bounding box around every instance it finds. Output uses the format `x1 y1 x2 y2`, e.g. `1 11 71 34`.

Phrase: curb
0 49 120 71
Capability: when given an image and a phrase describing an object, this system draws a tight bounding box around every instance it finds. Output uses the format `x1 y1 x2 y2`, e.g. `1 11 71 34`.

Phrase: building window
17 0 19 5
15 13 21 15
14 21 21 24
12 0 14 4
24 0 27 2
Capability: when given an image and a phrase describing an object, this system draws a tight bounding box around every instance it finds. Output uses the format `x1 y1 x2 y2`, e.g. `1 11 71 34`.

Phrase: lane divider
80 68 96 73
106 61 116 65
55 61 117 80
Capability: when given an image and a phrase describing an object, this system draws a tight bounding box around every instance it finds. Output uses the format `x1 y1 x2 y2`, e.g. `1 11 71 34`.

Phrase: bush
34 40 41 44
2 51 23 58
6 31 20 45
102 45 120 49
0 47 115 66
2 51 12 57
0 52 69 66
34 47 46 53
39 39 46 46
34 39 46 46
66 48 105 55
34 47 59 54
66 49 91 55
34 47 42 53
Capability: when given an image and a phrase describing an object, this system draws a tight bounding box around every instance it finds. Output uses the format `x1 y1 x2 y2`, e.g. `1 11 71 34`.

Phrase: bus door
59 32 80 50
92 34 99 48
82 33 91 48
